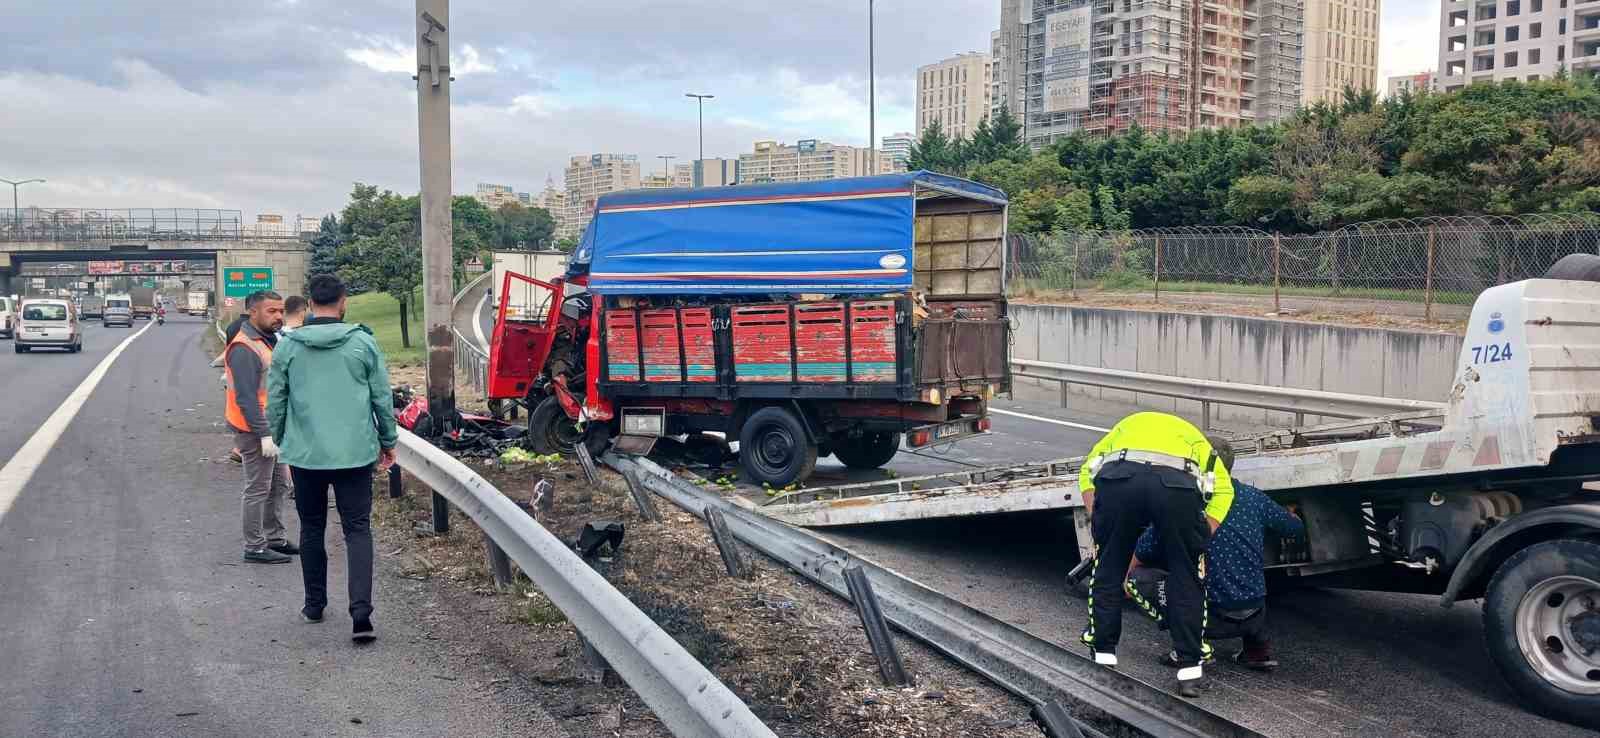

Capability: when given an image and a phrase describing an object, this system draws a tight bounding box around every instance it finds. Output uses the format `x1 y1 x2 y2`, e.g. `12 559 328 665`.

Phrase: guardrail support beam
844 565 912 687
706 508 748 578
483 533 514 590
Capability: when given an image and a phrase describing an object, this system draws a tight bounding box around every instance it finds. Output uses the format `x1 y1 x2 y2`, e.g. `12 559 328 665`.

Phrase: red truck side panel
641 309 681 383
732 305 794 383
794 302 846 383
605 309 640 382
680 308 716 383
849 301 897 382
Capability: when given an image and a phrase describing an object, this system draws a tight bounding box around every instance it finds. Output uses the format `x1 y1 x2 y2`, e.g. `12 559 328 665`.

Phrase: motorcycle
156 308 166 325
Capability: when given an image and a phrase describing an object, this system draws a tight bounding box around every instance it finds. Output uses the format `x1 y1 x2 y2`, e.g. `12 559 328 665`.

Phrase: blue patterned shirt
1135 483 1304 610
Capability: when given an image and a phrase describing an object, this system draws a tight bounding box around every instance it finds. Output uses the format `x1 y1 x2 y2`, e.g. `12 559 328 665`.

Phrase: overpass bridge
0 208 309 313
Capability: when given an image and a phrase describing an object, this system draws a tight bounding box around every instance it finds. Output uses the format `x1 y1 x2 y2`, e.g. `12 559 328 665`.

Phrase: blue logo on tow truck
1488 312 1505 334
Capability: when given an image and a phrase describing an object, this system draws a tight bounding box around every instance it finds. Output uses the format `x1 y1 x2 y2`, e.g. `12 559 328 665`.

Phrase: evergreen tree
306 214 341 284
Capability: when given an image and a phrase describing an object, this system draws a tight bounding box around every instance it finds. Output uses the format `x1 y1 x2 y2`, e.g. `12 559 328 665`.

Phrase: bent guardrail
1011 358 1445 429
394 430 776 738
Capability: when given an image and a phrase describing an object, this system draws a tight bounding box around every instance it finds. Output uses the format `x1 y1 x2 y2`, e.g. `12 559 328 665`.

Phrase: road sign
142 280 157 288
222 266 273 297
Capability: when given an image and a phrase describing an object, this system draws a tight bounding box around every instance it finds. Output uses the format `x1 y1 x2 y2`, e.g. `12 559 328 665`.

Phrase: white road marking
0 320 155 522
472 288 490 351
990 408 1110 434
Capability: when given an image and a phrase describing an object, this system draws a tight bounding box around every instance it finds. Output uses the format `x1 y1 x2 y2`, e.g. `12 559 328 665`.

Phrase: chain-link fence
1007 215 1600 315
0 208 286 242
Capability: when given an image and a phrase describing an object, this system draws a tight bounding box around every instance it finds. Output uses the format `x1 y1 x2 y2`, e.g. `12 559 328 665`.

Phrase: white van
15 298 82 353
103 294 134 327
0 295 14 339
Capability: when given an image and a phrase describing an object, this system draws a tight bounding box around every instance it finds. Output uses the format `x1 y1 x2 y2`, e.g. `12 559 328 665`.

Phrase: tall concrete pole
416 0 453 532
868 0 875 175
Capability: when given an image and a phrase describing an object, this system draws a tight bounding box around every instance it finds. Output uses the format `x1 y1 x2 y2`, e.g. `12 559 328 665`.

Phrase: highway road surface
0 316 563 737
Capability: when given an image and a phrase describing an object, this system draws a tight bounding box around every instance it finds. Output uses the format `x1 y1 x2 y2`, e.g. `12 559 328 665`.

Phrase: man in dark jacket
1127 443 1304 670
268 275 397 643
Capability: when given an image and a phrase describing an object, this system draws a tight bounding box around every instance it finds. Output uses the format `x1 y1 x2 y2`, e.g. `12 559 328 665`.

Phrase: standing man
1077 412 1234 697
225 290 295 564
281 295 307 334
268 275 397 643
1125 441 1305 671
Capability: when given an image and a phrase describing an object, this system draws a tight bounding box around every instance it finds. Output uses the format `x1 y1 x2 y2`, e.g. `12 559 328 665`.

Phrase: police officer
1077 411 1234 697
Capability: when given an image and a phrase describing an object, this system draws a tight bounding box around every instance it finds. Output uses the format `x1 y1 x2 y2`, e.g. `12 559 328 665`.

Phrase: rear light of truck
977 418 991 432
909 430 931 447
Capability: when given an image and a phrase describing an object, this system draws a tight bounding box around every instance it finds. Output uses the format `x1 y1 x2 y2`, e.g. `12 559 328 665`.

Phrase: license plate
936 422 965 439
26 327 44 332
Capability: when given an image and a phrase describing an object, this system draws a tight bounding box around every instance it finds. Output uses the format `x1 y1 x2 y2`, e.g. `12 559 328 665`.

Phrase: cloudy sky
1 0 1433 221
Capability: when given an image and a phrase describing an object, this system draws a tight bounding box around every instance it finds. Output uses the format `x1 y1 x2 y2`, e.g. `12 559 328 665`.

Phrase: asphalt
458 288 1597 736
0 315 565 738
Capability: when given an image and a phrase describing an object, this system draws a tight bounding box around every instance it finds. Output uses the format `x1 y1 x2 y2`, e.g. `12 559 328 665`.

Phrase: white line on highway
472 288 490 351
0 320 155 523
990 408 1109 433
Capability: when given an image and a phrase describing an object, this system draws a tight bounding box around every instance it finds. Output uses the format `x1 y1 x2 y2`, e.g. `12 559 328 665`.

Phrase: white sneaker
1093 651 1119 667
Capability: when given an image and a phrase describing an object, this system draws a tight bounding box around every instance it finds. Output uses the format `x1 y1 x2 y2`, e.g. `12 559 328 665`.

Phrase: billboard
797 139 818 154
1042 6 1092 113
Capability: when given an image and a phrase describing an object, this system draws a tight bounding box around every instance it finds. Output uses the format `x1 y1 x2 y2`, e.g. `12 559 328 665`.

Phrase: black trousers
1128 568 1269 648
291 466 375 620
1085 460 1211 667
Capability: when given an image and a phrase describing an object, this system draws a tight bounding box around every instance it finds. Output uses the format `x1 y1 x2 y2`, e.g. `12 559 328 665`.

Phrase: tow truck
760 261 1600 729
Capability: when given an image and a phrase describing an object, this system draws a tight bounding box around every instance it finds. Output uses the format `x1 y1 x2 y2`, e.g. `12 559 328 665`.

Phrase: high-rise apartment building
534 177 581 241
991 0 1302 150
737 140 894 184
688 158 741 187
1436 0 1598 91
641 173 674 189
917 52 995 139
1386 70 1437 96
563 154 640 237
1301 0 1379 105
881 133 915 168
474 182 530 210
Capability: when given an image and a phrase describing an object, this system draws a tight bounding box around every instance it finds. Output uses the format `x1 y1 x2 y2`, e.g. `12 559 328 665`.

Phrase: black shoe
1177 680 1202 698
1158 650 1215 668
268 541 300 555
243 549 291 564
352 617 376 644
301 607 324 623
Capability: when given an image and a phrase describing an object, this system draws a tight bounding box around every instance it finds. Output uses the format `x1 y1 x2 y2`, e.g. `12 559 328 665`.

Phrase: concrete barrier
1009 303 1464 427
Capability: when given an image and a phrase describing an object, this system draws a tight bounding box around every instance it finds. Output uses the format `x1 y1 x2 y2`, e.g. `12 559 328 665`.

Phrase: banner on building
1042 5 1092 112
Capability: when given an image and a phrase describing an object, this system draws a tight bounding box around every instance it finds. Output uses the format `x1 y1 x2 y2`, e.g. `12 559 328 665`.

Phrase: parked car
0 295 14 339
103 295 134 328
15 298 82 353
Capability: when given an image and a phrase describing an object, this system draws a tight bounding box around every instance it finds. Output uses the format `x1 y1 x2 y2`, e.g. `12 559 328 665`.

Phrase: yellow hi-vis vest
1079 412 1236 524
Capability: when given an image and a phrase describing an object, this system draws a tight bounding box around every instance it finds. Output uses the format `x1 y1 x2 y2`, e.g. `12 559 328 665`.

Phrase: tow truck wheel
1483 538 1600 729
831 431 902 470
738 406 817 489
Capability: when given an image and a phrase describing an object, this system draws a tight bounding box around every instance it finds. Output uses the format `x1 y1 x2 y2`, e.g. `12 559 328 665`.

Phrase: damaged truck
486 172 1013 488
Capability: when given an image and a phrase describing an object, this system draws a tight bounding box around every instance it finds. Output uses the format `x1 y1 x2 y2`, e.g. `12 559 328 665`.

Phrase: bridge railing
0 208 305 242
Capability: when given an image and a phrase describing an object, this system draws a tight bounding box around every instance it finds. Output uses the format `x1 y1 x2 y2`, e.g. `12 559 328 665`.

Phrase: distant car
0 296 14 339
15 298 82 353
103 296 134 328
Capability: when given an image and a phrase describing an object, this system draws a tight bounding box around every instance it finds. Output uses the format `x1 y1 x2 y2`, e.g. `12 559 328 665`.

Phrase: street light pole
684 93 714 186
657 155 677 186
415 0 454 533
868 0 876 175
1 178 46 230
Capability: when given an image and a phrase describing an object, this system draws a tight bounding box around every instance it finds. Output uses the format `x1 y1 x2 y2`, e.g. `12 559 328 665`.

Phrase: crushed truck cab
488 171 1011 488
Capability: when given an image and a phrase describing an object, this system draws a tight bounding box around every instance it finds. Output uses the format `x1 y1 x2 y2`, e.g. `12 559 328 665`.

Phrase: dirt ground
371 415 1046 737
1014 288 1470 335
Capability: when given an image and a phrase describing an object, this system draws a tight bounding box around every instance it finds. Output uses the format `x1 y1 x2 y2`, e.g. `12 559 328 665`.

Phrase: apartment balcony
1576 16 1600 39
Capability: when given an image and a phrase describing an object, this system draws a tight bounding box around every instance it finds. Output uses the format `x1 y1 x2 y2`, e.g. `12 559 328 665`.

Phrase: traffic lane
0 320 145 468
0 319 561 737
454 274 491 350
816 514 1590 737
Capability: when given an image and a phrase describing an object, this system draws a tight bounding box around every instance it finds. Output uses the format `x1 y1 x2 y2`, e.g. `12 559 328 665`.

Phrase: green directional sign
142 280 157 288
222 266 273 297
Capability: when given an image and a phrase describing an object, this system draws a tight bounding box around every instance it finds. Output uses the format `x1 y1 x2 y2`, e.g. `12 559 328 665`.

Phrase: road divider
0 320 155 522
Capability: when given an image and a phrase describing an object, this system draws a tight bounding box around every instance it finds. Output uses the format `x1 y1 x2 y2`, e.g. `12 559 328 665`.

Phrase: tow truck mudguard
1440 502 1600 607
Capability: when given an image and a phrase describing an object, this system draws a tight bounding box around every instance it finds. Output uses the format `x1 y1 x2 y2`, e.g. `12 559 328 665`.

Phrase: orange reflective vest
224 329 273 433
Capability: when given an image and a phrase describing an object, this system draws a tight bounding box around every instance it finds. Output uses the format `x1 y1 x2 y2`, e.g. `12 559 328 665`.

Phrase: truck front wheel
1483 538 1600 729
831 431 902 470
528 395 592 456
738 406 817 489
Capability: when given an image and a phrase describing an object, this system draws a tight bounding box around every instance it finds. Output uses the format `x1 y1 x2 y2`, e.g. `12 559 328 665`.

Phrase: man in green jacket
267 274 398 643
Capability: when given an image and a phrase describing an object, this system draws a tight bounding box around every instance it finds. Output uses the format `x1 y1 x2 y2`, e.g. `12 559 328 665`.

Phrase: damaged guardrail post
622 470 663 522
844 565 912 687
483 533 514 590
388 464 404 499
705 507 747 578
1032 700 1088 738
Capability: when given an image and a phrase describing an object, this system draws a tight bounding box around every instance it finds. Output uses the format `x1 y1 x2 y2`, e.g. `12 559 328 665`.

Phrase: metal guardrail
394 431 776 738
1011 358 1446 430
609 454 1264 738
451 272 491 392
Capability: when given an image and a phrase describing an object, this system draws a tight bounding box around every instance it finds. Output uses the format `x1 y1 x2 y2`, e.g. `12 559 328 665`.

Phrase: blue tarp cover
568 171 1006 295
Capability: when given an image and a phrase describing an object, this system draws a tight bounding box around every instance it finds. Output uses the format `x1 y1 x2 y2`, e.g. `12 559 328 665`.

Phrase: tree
491 202 556 250
339 232 421 348
553 236 579 253
908 120 966 173
989 105 1026 161
306 214 342 284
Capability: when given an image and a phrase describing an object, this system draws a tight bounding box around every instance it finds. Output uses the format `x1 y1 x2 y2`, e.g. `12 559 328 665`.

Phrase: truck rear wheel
738 406 817 489
1544 253 1600 282
1483 538 1600 730
831 431 902 470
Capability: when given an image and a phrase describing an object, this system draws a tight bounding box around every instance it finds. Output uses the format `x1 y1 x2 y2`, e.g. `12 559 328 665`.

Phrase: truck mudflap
904 415 991 449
